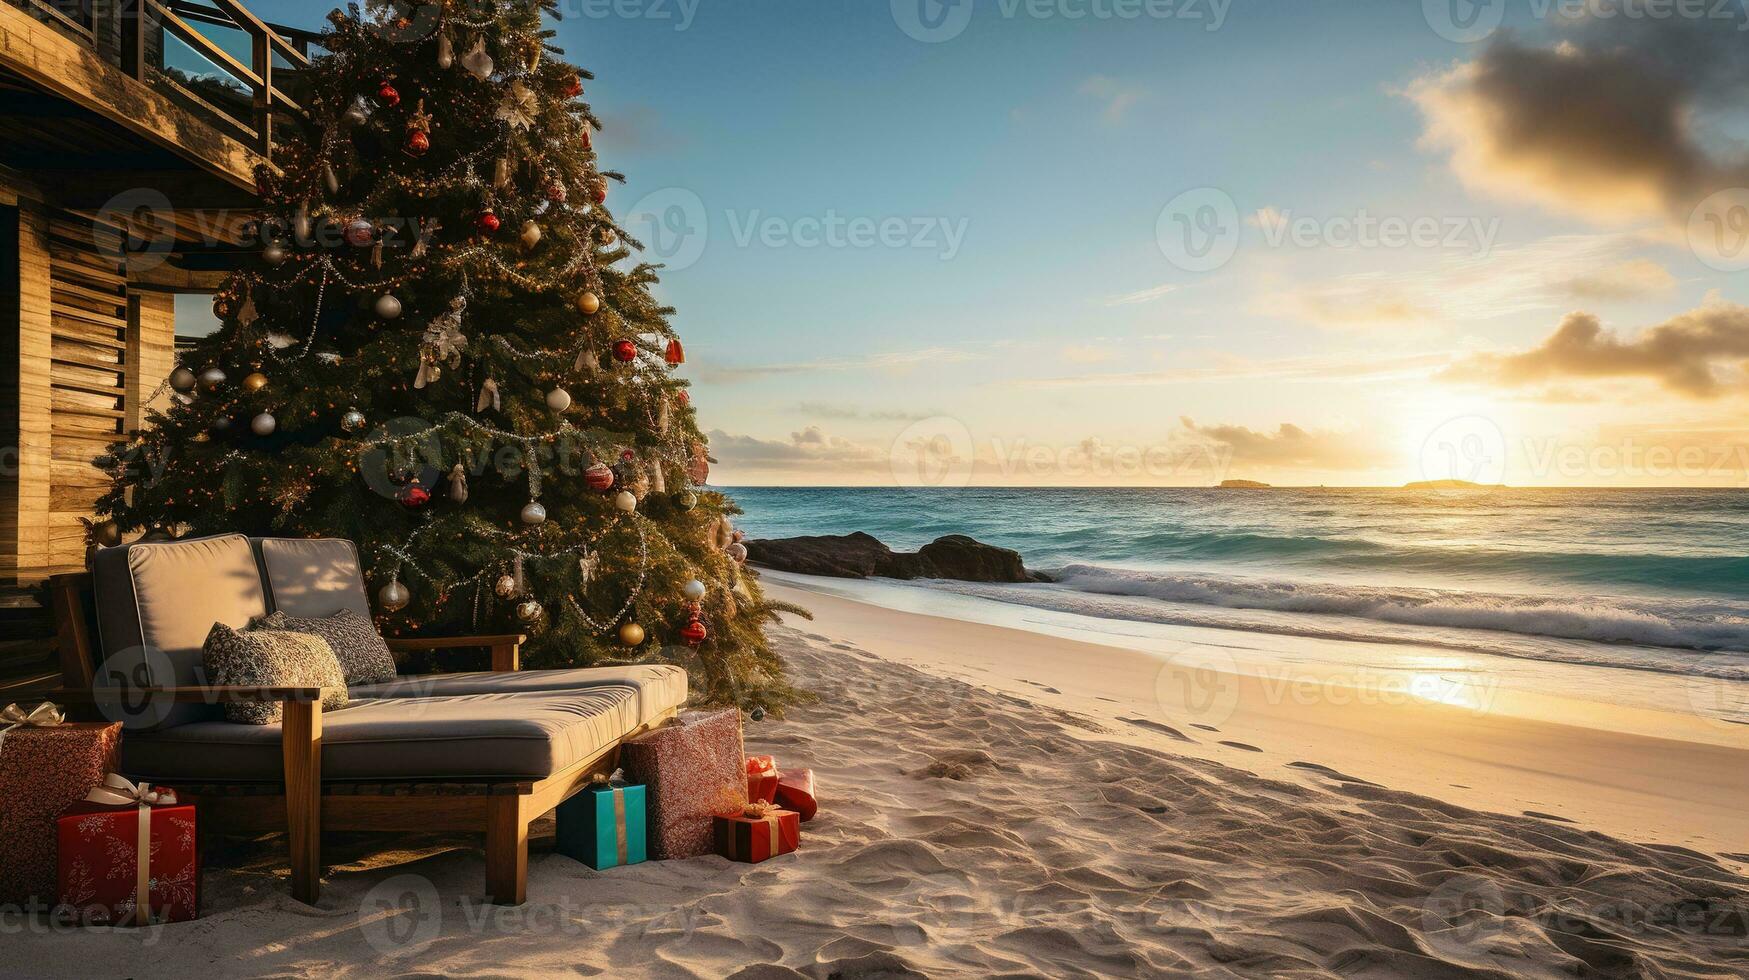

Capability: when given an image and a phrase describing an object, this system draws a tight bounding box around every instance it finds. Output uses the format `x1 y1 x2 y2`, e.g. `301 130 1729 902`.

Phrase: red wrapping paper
57 792 199 926
775 768 818 822
0 719 121 906
620 709 745 860
746 755 779 804
713 808 800 864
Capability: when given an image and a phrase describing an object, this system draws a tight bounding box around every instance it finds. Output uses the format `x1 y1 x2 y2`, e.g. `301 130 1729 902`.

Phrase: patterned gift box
713 804 800 864
775 768 818 822
620 709 745 860
56 777 199 926
556 778 647 870
745 755 779 805
0 705 121 907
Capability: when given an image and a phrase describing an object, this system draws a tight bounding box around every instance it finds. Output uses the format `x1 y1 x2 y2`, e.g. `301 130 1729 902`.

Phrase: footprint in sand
1218 740 1263 753
1120 717 1196 743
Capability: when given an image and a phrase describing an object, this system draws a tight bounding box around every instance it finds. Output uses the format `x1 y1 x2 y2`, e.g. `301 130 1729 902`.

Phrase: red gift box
713 804 800 864
0 705 121 906
746 755 779 805
775 768 818 822
621 709 746 860
57 776 199 926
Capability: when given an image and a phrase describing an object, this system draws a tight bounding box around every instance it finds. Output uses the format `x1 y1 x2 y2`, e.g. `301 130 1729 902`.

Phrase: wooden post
0 204 54 577
124 291 174 432
119 0 146 79
484 796 528 905
281 699 322 905
251 30 272 158
490 640 521 673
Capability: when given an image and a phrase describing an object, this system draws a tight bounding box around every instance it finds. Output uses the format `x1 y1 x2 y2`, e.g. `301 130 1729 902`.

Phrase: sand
7 592 1747 977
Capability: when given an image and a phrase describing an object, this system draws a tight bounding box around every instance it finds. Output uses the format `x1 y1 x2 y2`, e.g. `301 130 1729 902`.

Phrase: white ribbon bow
0 701 65 758
85 773 177 807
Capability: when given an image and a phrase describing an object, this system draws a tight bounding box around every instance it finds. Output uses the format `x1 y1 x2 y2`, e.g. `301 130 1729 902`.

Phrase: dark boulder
746 532 1048 583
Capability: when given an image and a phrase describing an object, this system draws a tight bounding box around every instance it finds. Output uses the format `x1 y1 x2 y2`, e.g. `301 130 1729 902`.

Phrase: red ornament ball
405 130 430 156
677 390 690 407
343 219 375 247
591 179 609 205
680 617 708 647
563 74 584 98
477 211 501 234
619 449 636 463
398 480 430 509
377 81 400 106
547 182 567 204
584 462 616 492
612 339 637 362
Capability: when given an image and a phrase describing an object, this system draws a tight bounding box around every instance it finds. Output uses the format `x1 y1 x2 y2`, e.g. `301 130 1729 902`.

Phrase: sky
217 0 1749 488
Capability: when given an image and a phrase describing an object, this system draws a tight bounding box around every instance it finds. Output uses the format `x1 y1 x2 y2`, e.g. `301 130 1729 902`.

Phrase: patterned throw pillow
201 623 349 725
255 609 399 686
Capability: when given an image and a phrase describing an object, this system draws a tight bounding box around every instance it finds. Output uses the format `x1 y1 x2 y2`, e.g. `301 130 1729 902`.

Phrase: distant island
1218 479 1273 489
1402 479 1506 490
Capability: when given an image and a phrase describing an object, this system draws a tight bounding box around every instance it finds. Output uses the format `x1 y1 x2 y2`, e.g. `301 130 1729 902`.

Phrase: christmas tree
94 0 803 710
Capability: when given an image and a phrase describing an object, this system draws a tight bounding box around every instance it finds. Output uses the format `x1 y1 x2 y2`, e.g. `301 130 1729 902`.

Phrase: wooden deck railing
6 0 317 161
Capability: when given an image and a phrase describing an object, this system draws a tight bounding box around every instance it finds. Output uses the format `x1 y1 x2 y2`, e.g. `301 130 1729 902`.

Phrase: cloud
1060 344 1116 364
1012 350 1451 388
1253 233 1675 331
1178 418 1389 471
1406 22 1749 224
1442 302 1749 397
1103 283 1180 307
793 401 931 422
699 346 983 383
705 427 887 472
1079 76 1145 124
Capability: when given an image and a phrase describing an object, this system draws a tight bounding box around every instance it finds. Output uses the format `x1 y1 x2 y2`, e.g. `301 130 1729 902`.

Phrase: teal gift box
557 779 647 870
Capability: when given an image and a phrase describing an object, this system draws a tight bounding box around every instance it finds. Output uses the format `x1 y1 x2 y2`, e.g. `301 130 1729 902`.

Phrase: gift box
746 755 779 805
713 804 800 864
0 704 121 906
556 777 647 870
56 776 199 926
621 709 745 860
775 768 818 822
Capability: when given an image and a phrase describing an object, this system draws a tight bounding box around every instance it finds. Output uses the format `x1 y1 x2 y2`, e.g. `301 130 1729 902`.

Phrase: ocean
729 487 1749 688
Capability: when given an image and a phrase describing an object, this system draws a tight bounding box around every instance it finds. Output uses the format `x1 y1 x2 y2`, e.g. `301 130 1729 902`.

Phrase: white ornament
436 32 455 69
476 377 501 413
250 412 277 436
496 80 539 130
448 463 469 503
684 579 706 601
516 598 544 624
461 38 494 79
375 294 403 320
378 579 410 612
340 408 366 432
614 490 637 513
726 542 748 563
546 387 572 412
521 500 547 525
494 574 518 599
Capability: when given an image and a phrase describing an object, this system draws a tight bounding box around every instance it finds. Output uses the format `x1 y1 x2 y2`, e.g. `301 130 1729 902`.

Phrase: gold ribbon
85 774 176 926
741 801 781 856
612 789 629 867
0 701 65 757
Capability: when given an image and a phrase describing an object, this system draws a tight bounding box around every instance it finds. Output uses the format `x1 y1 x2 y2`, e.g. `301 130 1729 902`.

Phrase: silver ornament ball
495 574 519 599
614 490 637 513
198 365 227 389
169 366 198 393
375 294 403 320
340 408 367 433
521 501 548 525
516 599 544 624
262 242 288 266
683 579 707 601
250 412 277 436
726 542 748 563
545 387 572 412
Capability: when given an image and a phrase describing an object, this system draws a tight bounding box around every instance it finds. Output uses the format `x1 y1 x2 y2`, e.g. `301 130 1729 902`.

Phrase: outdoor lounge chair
48 533 687 906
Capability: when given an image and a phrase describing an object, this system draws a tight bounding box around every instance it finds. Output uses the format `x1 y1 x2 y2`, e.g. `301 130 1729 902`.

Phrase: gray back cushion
91 533 268 730
254 538 372 619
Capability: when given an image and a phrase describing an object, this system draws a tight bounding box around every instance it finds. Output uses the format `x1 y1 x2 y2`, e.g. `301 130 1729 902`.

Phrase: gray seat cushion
253 537 372 619
351 665 688 726
119 689 643 783
92 534 268 730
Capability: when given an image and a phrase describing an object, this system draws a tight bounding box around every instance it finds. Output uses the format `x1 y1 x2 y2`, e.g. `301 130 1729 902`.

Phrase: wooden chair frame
47 571 676 906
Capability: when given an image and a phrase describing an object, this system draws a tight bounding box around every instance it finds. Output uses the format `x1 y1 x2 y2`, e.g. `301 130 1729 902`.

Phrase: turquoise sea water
729 487 1749 682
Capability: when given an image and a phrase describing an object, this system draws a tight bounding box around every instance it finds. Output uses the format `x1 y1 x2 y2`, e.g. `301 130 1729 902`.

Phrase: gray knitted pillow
201 622 349 725
255 609 399 686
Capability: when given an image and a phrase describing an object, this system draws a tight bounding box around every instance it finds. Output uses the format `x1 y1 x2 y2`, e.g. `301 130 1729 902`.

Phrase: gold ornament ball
378 579 410 613
617 622 646 647
517 599 545 624
495 574 519 598
576 291 601 315
242 371 268 393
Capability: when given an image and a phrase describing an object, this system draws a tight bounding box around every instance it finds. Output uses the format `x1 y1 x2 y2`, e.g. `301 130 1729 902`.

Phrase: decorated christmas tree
93 0 803 710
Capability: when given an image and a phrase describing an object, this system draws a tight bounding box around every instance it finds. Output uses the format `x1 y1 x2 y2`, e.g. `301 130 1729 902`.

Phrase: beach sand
8 588 1747 977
